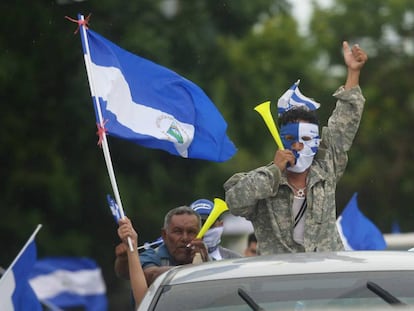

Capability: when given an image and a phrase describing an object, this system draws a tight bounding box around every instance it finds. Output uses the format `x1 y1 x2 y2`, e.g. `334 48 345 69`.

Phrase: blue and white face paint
280 122 320 173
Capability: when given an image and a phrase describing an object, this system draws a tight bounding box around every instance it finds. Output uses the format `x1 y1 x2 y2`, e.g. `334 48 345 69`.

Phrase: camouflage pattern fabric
224 86 365 255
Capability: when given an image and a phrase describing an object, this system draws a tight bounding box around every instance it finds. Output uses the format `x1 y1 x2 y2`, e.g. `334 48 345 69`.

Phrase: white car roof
159 251 414 285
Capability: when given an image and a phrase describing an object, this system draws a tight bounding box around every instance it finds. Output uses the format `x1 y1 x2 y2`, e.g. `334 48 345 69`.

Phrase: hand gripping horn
254 101 285 150
192 198 229 264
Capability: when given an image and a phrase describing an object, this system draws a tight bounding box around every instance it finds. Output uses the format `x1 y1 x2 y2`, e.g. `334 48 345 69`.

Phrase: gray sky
290 0 332 34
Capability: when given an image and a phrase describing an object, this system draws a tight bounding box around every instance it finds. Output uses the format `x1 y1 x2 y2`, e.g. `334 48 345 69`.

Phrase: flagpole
0 224 42 285
78 14 133 252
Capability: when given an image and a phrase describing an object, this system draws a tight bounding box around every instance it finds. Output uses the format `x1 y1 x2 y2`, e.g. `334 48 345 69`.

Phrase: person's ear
161 228 167 240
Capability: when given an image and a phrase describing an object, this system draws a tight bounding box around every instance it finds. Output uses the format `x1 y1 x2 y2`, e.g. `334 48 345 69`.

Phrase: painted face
162 214 200 264
280 122 320 173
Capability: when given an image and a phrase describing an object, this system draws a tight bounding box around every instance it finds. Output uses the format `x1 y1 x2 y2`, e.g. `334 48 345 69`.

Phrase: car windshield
149 271 414 311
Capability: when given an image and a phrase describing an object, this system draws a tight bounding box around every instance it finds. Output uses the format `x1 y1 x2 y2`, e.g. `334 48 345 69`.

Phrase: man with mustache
115 205 209 286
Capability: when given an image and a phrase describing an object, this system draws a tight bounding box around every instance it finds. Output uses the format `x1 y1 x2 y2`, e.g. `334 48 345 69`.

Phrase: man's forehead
169 214 199 227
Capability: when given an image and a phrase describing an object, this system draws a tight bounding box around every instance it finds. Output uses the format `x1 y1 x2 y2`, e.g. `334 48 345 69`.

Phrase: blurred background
1 0 414 309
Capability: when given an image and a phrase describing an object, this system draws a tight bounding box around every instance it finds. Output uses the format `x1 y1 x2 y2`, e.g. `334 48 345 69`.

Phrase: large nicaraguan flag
29 257 107 311
0 225 42 311
80 26 236 162
336 193 387 250
277 80 320 115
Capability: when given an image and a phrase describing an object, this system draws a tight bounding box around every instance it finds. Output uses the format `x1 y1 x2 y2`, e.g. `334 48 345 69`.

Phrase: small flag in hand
107 194 122 223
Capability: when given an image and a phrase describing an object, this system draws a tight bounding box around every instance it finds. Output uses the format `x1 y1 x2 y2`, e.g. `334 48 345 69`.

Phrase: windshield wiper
237 288 266 311
367 281 406 306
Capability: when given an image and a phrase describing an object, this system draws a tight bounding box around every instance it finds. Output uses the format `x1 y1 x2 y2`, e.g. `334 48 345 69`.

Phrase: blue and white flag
138 236 164 251
0 224 42 311
336 193 387 250
106 194 122 223
277 80 320 115
29 257 107 311
80 24 236 162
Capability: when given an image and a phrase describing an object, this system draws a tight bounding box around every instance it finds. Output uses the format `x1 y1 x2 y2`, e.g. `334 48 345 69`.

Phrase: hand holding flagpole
76 14 133 252
71 12 239 251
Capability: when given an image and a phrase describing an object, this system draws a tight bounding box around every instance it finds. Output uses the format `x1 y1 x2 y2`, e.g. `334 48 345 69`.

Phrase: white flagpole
78 14 133 252
0 224 42 285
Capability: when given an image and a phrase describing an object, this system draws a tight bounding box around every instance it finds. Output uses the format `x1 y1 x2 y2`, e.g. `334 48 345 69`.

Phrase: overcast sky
290 0 332 34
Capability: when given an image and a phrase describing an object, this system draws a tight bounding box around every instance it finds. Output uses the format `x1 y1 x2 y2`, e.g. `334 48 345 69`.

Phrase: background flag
81 27 236 162
138 237 164 251
29 257 107 311
277 80 320 115
106 194 122 223
0 225 42 311
391 220 401 234
336 193 387 250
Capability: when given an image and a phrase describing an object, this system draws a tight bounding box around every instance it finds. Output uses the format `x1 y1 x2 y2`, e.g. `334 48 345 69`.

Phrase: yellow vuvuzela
196 198 228 239
254 101 284 150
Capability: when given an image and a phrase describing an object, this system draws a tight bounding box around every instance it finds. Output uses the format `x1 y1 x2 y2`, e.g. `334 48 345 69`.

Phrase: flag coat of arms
80 27 236 162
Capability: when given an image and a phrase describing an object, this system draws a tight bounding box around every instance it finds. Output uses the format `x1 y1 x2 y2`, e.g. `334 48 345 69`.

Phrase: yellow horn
196 198 229 239
254 101 284 150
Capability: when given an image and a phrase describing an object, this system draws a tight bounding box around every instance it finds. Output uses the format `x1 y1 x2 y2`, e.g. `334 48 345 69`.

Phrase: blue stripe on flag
289 86 320 111
83 28 236 162
29 257 107 311
107 194 122 223
277 80 320 115
337 192 387 250
0 234 42 311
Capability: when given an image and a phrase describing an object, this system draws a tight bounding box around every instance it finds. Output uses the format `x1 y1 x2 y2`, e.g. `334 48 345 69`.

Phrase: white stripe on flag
91 63 195 156
0 271 16 311
29 268 106 299
0 225 42 311
336 215 353 251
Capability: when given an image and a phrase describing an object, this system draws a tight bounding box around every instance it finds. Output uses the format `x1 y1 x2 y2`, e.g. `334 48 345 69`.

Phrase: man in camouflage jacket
224 41 368 255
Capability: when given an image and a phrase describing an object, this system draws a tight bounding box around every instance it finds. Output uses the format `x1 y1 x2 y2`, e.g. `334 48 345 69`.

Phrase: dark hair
247 232 257 245
278 107 319 127
163 206 201 229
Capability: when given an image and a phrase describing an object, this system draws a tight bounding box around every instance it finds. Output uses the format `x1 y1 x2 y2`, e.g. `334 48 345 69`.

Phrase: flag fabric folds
336 193 387 250
0 225 42 311
277 80 320 115
80 27 236 162
107 193 121 223
29 257 108 311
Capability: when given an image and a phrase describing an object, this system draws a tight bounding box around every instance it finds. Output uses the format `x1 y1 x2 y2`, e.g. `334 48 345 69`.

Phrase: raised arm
117 217 148 307
342 41 368 90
